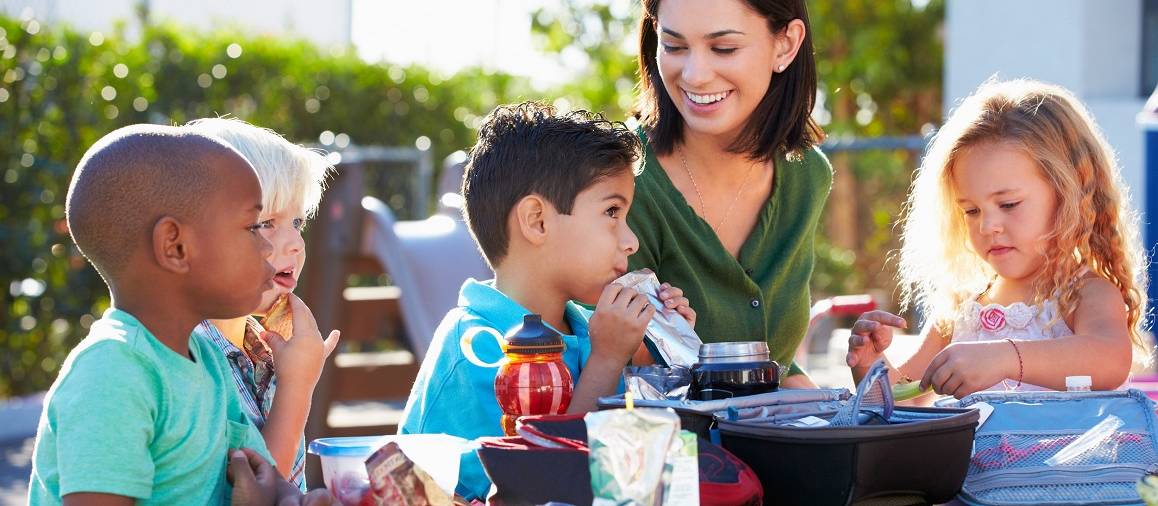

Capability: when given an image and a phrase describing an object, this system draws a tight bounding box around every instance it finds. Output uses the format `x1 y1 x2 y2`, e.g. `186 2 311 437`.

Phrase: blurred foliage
809 0 944 304
1 0 945 396
531 1 640 117
530 0 945 309
0 14 534 397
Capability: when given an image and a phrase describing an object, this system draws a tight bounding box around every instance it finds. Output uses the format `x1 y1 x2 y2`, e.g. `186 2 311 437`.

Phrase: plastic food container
307 434 469 503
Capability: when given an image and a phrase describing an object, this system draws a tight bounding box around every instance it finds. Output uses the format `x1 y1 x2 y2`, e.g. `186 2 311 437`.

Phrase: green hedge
0 16 538 397
1 0 944 397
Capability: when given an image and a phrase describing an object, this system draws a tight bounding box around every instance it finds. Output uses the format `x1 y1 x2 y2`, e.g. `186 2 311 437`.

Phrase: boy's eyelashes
246 222 272 233
604 205 623 218
252 216 307 231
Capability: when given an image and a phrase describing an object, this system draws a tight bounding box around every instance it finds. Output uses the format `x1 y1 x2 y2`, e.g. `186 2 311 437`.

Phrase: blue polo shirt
399 279 598 500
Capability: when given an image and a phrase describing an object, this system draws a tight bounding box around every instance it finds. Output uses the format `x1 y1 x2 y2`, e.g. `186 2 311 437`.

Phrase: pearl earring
777 64 786 72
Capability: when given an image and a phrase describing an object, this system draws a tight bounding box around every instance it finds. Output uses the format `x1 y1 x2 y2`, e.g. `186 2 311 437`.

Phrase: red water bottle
461 314 574 435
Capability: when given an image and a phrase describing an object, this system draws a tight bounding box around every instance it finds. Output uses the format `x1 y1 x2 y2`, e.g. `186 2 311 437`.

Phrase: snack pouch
364 442 453 506
586 407 681 506
613 269 702 368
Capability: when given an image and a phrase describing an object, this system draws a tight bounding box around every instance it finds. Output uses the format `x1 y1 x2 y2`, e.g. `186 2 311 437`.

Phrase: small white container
1065 375 1092 392
307 434 469 500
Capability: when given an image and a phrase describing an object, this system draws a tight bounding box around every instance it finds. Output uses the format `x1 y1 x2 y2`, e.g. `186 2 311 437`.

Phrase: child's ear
514 194 550 246
152 216 191 274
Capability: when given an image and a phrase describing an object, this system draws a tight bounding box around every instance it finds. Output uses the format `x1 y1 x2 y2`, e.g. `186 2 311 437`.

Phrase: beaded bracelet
1005 338 1024 388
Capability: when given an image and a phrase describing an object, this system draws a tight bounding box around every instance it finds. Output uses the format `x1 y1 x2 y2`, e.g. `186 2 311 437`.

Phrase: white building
1 0 353 48
946 0 1155 211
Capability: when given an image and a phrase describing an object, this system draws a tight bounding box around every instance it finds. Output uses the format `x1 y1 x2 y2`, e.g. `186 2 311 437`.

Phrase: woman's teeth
686 90 728 104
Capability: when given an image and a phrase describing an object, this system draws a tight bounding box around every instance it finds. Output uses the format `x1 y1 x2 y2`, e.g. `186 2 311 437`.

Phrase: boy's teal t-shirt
399 279 605 500
28 308 272 505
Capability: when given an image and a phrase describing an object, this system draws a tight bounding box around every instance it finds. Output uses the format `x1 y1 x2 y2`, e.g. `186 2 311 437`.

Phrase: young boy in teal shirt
28 125 326 505
399 102 696 500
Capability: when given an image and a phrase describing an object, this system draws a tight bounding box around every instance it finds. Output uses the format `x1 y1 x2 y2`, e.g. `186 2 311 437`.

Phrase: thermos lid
505 314 565 355
698 341 770 363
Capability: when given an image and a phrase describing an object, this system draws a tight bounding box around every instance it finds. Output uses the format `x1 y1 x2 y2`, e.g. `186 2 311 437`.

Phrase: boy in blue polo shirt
399 102 696 500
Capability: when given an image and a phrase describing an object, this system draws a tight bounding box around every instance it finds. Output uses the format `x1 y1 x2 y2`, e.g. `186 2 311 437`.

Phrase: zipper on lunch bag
966 463 1151 492
961 464 1150 506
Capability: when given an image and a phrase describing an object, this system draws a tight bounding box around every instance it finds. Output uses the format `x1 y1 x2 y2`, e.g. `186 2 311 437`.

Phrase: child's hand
588 283 655 363
657 282 696 328
229 447 335 506
297 490 336 505
845 311 907 368
228 448 278 506
920 340 1015 399
260 293 341 388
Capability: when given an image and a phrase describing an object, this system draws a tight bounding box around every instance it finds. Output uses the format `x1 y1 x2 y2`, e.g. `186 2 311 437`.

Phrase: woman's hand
657 282 696 327
845 310 907 368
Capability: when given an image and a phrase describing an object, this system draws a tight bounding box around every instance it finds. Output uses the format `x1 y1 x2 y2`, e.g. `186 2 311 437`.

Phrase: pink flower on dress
979 307 1006 331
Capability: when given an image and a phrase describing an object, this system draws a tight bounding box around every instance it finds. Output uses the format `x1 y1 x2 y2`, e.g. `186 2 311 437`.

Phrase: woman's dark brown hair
636 0 824 162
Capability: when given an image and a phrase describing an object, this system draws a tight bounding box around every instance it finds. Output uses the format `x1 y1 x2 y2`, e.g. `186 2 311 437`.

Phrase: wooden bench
298 162 422 486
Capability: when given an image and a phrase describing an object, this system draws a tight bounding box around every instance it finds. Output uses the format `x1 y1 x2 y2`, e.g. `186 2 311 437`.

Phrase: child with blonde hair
185 117 338 490
846 79 1147 400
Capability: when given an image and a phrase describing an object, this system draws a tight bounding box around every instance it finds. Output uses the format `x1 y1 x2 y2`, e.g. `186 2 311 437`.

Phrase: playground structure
297 147 490 486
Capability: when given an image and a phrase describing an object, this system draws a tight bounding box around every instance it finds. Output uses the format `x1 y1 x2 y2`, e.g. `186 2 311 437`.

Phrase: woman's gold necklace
678 144 758 234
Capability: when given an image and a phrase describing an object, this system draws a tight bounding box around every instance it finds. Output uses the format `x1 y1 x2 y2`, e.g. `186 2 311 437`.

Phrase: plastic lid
1065 375 1092 389
307 436 388 457
504 314 564 355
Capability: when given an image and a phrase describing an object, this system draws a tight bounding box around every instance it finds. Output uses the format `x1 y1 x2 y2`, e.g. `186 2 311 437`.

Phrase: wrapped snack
613 269 702 367
586 407 681 506
623 365 691 401
363 442 453 506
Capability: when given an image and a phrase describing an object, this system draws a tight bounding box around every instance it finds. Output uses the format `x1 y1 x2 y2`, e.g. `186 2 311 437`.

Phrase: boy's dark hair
66 125 242 282
461 102 642 268
635 0 824 162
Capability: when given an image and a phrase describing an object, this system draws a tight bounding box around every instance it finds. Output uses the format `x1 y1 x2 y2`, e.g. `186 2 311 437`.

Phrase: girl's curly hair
899 78 1148 348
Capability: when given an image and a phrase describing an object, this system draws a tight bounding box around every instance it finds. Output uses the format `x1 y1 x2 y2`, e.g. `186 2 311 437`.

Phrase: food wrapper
262 293 293 339
613 269 702 368
586 407 681 506
623 365 691 401
362 442 453 506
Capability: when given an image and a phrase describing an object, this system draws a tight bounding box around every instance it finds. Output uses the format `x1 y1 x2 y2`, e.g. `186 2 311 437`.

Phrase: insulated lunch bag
951 389 1158 506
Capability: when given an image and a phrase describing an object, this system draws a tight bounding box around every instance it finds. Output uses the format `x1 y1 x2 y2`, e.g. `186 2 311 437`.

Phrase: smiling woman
626 0 832 387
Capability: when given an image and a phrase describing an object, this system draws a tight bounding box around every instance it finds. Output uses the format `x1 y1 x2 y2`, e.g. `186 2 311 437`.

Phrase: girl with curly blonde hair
846 78 1147 400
